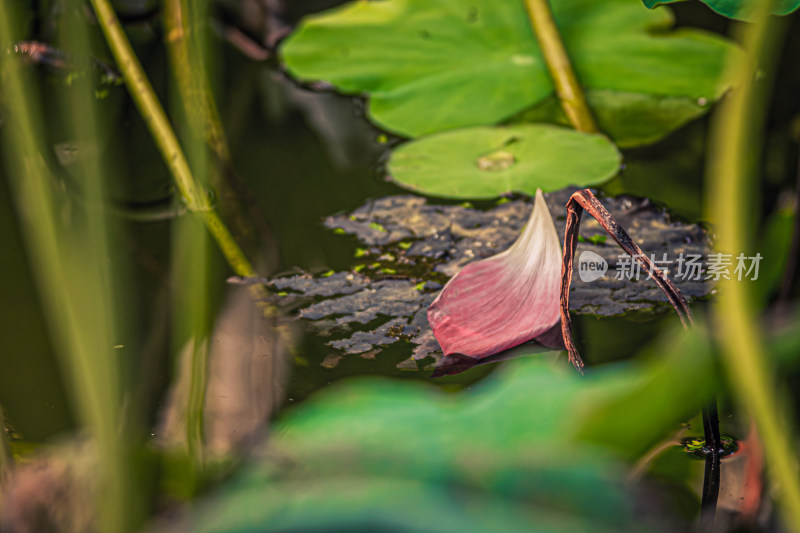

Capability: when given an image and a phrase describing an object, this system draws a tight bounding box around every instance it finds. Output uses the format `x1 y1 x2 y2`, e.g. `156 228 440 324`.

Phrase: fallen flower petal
427 189 562 360
430 322 565 377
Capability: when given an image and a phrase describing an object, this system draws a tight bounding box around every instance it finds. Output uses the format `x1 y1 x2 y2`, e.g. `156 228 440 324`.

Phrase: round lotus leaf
388 125 621 199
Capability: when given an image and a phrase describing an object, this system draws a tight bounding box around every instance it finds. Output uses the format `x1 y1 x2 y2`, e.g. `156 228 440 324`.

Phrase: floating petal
427 189 561 359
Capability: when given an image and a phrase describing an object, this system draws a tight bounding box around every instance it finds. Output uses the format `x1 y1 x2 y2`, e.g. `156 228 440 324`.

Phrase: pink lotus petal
431 321 565 377
427 189 562 358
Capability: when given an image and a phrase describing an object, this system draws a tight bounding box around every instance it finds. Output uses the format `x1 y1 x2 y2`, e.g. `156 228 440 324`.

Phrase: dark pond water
0 0 797 452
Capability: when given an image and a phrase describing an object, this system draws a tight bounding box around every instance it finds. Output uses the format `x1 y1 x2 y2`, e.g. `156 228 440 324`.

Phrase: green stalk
163 0 214 464
171 217 212 467
186 335 209 464
167 0 215 465
88 0 256 279
164 0 230 163
95 0 273 465
522 0 597 133
58 9 143 528
164 0 272 263
706 5 800 531
0 4 136 531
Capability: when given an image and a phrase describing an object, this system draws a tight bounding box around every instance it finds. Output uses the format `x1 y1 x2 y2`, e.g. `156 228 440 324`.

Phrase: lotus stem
700 402 722 525
0 5 140 529
522 0 598 133
164 0 272 265
164 0 230 163
560 189 693 371
559 189 721 520
88 0 257 281
706 2 800 529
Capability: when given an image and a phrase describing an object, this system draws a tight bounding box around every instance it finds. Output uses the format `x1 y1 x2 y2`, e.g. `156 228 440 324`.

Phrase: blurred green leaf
643 0 800 20
575 324 716 459
164 323 719 532
387 125 620 198
281 0 737 144
183 473 632 533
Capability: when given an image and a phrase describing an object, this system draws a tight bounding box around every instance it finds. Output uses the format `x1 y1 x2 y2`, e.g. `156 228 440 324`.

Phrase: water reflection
158 286 294 455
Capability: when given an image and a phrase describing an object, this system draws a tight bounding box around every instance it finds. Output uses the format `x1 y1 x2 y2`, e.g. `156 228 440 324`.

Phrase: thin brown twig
560 189 693 371
559 188 721 521
559 189 726 522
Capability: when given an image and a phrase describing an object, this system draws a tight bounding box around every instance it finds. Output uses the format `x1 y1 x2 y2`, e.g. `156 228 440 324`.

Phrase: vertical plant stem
186 336 209 463
172 217 212 467
88 0 257 280
560 188 721 519
700 402 721 526
522 0 597 133
0 4 137 531
163 0 270 264
163 0 230 163
59 8 143 530
163 0 215 463
706 4 800 531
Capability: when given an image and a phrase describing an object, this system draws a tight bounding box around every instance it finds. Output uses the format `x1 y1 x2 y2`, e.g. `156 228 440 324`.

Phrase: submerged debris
256 188 713 371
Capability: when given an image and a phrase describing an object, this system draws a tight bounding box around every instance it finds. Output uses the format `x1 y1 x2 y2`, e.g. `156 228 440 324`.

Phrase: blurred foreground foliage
162 322 723 532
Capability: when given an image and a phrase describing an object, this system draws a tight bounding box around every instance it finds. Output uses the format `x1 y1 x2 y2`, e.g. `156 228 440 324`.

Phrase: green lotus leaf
512 90 711 148
280 0 738 144
643 0 800 20
387 124 621 199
